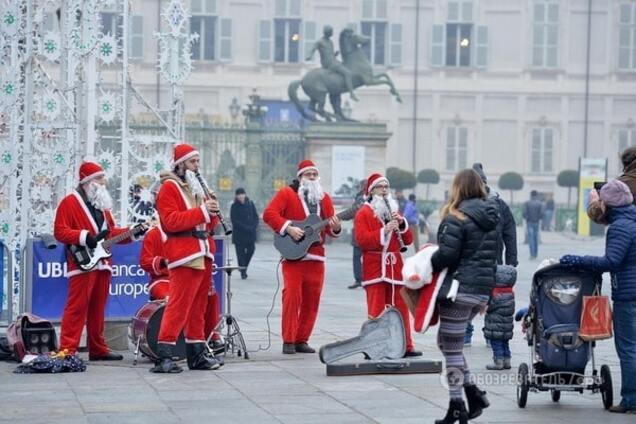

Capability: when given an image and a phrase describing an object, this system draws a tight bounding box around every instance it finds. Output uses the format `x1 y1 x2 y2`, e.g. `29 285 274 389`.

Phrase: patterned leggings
437 293 489 399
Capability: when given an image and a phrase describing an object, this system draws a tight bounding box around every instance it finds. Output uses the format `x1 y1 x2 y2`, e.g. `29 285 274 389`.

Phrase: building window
431 1 487 68
531 128 554 173
274 19 301 63
532 1 559 68
272 0 301 63
190 0 217 61
619 2 636 70
619 128 636 152
100 12 122 38
360 0 388 65
446 127 468 171
130 16 143 60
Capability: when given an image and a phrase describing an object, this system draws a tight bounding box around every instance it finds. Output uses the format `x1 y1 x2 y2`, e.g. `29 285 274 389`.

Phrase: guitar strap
304 193 318 214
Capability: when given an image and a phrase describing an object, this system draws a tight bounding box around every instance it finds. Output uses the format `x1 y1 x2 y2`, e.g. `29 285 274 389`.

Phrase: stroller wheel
517 362 529 408
600 365 613 410
551 389 560 402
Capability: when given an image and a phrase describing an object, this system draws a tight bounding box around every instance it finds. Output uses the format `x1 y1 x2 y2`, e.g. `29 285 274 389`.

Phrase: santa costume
53 161 132 359
263 160 340 353
139 225 223 345
152 143 220 372
354 173 419 355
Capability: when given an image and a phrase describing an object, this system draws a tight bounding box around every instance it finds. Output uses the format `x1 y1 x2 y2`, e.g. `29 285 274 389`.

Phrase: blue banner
0 240 4 316
29 238 225 321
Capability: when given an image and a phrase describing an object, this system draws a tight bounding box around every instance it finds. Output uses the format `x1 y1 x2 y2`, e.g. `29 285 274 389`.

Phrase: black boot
464 384 490 419
435 399 468 424
186 343 220 370
149 343 183 374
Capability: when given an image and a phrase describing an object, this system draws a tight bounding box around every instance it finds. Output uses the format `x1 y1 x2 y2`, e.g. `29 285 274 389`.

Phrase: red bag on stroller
579 289 613 341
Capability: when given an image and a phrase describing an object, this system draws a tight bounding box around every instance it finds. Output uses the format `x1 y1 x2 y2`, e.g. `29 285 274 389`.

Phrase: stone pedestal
304 122 391 194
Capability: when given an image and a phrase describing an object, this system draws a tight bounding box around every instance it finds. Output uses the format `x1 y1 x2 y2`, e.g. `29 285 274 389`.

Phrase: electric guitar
274 199 363 261
69 222 149 271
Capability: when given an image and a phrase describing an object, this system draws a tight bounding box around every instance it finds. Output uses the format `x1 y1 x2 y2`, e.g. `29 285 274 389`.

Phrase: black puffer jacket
431 198 500 296
483 265 516 341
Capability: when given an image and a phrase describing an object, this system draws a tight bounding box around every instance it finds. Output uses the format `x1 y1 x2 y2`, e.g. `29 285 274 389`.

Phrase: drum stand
211 259 249 360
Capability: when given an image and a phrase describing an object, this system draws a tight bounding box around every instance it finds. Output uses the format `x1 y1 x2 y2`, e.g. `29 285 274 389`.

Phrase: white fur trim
79 230 89 247
367 176 389 194
361 278 405 286
185 339 206 343
167 252 205 269
302 253 325 262
71 191 99 233
280 220 292 236
201 204 211 223
399 218 409 233
379 228 387 246
297 166 318 177
173 150 199 167
151 256 163 275
79 171 105 185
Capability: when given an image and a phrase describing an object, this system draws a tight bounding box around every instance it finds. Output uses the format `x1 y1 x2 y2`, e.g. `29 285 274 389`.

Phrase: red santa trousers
281 260 324 344
158 258 212 344
364 282 414 352
59 270 111 356
204 292 221 341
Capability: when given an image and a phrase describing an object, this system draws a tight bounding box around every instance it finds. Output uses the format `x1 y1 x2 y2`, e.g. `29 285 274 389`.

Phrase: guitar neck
102 227 137 248
312 209 354 232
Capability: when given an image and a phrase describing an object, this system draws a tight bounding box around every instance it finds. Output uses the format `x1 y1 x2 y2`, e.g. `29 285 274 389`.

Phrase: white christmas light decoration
99 34 119 65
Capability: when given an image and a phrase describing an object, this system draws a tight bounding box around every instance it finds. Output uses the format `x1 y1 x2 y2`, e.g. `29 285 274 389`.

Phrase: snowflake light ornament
97 92 118 123
40 31 61 62
99 34 118 65
41 94 60 120
156 0 198 84
0 3 19 36
96 149 120 180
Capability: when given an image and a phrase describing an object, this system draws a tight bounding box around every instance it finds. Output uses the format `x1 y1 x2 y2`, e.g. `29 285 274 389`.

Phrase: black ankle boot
186 343 220 370
464 384 490 419
150 343 183 374
435 399 468 424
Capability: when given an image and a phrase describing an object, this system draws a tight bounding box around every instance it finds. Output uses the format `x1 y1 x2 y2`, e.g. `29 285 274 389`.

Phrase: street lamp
342 100 352 119
229 97 241 123
242 89 268 124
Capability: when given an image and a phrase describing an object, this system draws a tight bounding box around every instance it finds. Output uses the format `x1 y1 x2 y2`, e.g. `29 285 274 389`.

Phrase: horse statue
288 28 402 122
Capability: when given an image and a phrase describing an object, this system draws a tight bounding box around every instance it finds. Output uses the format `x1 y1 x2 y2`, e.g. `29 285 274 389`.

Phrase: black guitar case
319 307 442 376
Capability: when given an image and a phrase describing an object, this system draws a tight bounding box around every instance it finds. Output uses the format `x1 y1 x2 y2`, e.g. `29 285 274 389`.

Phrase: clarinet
383 197 407 253
194 171 233 236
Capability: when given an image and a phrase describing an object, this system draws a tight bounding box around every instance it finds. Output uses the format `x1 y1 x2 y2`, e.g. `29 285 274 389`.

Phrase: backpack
6 313 58 361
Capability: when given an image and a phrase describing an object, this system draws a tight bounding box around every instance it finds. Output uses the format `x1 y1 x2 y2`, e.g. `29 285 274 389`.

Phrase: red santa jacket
263 186 339 261
156 173 219 269
354 203 413 286
54 190 131 278
139 226 170 290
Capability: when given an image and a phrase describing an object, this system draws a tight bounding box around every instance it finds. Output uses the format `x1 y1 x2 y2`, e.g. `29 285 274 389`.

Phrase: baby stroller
516 263 613 409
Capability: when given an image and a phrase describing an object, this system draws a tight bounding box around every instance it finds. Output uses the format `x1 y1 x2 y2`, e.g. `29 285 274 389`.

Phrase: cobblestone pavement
1 230 632 423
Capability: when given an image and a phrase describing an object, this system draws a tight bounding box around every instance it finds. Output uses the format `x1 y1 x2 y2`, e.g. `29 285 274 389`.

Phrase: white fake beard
300 177 324 205
85 181 113 211
370 193 397 221
185 170 205 198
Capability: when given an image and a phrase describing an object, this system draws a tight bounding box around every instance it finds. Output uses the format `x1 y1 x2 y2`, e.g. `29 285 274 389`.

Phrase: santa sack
401 244 448 333
579 288 613 341
6 313 58 361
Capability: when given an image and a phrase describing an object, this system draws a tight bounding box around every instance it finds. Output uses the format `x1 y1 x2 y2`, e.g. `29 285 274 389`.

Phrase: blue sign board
0 240 4 316
28 237 225 322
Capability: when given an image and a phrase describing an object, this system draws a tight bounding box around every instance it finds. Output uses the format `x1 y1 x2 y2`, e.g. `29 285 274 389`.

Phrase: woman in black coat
431 169 500 424
230 188 259 279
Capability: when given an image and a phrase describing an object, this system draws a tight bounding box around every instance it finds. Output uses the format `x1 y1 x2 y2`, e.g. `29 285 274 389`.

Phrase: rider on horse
306 25 359 102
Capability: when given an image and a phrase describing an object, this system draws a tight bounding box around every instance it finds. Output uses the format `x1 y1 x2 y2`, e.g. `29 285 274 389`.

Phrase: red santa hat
297 159 318 178
173 143 200 167
366 173 389 195
79 161 105 184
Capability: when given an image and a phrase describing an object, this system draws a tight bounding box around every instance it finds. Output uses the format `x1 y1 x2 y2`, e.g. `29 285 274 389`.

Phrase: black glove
160 258 168 269
86 230 109 249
